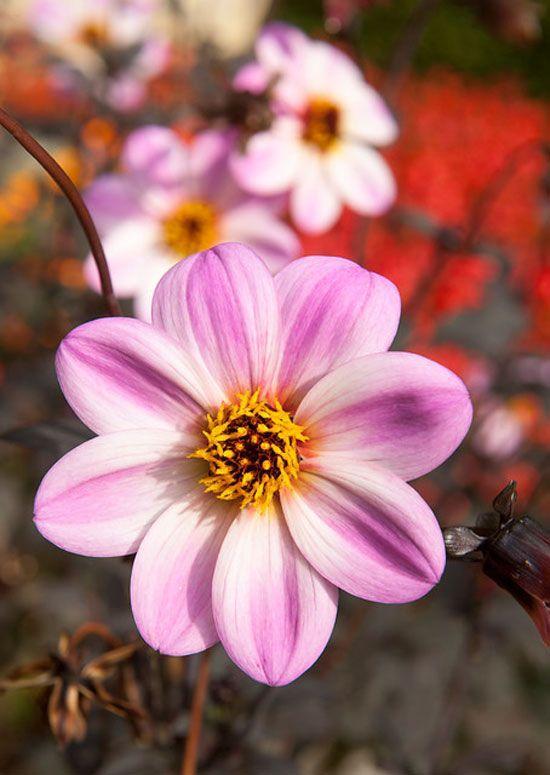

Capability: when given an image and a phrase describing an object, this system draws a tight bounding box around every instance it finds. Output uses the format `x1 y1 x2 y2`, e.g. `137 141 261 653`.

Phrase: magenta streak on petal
275 257 400 405
278 274 371 396
65 338 198 419
186 257 251 387
304 474 438 582
322 390 448 443
36 458 181 524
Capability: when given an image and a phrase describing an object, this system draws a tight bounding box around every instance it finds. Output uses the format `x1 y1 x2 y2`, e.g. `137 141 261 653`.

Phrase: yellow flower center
191 389 308 512
162 200 219 258
302 97 341 152
78 21 110 48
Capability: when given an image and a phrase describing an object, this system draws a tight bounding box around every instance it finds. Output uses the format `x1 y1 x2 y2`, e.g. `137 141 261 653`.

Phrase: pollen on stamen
302 97 341 152
190 389 308 512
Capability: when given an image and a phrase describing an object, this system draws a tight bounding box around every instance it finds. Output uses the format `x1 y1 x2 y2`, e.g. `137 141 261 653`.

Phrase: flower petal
151 243 281 398
275 257 400 406
121 125 189 187
255 22 308 74
326 143 396 217
84 174 143 233
56 317 222 435
290 150 341 234
34 429 198 557
230 121 301 196
233 61 270 94
83 217 160 297
296 352 473 481
221 204 300 274
340 84 398 147
132 255 176 322
130 495 234 655
281 456 446 603
212 504 338 686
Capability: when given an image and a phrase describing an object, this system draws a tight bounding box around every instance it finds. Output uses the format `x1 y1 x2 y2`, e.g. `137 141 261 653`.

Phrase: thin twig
428 595 482 774
397 138 547 327
383 0 442 103
182 650 211 775
0 107 121 317
463 137 547 248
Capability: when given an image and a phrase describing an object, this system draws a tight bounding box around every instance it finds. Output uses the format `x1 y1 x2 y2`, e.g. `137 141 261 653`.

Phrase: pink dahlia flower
35 243 472 686
230 23 398 234
27 0 170 111
84 127 300 319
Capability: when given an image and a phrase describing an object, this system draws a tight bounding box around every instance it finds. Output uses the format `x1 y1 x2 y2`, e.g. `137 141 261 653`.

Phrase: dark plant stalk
402 138 547 330
383 0 442 102
0 107 121 317
463 137 547 247
181 650 211 775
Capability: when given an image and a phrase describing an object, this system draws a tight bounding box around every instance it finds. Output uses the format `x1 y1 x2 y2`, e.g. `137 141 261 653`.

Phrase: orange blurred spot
0 314 33 352
81 117 119 154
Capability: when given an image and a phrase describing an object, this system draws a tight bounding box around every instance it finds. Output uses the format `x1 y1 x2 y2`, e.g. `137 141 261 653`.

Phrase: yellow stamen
78 21 110 48
162 200 219 258
302 97 341 152
190 389 308 512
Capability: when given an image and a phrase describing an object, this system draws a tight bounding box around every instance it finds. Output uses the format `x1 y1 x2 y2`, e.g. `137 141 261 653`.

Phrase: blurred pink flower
230 23 398 234
35 244 472 685
84 127 300 318
473 395 540 461
27 0 170 111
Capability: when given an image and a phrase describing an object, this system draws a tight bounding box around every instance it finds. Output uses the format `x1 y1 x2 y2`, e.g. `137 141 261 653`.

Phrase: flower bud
444 482 550 645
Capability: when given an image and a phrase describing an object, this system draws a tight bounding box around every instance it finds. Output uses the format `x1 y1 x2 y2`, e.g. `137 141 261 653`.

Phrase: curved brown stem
0 107 121 317
181 650 211 775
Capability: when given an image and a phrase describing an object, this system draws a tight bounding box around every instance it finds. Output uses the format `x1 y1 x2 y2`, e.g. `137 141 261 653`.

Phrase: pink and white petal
230 121 302 196
290 151 342 234
221 205 300 274
56 317 222 435
281 456 446 603
106 74 146 113
133 254 177 322
233 61 271 94
34 429 198 557
255 22 309 74
326 143 396 217
275 257 400 406
190 129 234 181
340 85 399 147
83 217 160 297
296 352 473 481
28 0 83 42
84 175 143 233
253 23 309 111
122 126 190 188
131 495 234 656
212 504 338 686
152 243 281 398
297 39 363 96
130 35 171 78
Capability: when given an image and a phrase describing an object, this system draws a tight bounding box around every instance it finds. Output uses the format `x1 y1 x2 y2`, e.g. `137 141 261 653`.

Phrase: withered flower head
459 0 543 45
444 482 550 645
0 622 145 747
201 79 276 144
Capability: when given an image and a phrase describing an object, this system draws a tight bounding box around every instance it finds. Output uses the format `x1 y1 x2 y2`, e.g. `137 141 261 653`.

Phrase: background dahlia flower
35 243 472 686
84 127 300 319
230 22 398 234
27 0 170 111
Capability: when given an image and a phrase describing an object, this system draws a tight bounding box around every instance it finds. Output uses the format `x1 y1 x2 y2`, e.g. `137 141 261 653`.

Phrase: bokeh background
0 1 548 773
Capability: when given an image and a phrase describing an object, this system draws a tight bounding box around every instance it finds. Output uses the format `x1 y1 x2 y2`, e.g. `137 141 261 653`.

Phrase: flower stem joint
444 482 550 645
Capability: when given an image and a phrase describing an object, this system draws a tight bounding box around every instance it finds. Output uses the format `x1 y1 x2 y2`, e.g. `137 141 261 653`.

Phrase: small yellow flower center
78 21 110 48
302 97 341 152
191 389 308 512
162 200 219 258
